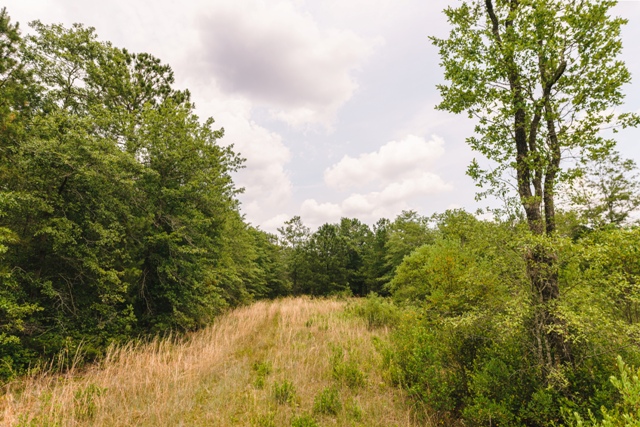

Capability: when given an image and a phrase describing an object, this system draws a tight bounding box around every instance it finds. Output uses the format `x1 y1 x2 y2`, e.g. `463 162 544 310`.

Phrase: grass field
1 297 423 426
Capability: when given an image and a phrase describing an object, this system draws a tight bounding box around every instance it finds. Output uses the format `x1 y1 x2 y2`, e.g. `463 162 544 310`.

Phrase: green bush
573 357 640 427
313 386 342 415
252 412 276 427
384 220 640 426
291 413 319 427
73 383 106 421
330 346 366 389
273 379 297 405
252 360 273 389
347 398 363 421
349 292 400 329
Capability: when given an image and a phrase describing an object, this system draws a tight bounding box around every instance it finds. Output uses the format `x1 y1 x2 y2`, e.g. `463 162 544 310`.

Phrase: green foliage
562 151 640 229
313 386 342 415
349 292 400 329
73 383 106 421
278 216 311 295
360 218 392 295
383 211 434 280
290 413 319 427
385 213 640 426
330 345 366 389
0 12 287 381
280 217 375 297
347 398 363 421
388 211 525 315
432 0 638 234
252 360 273 389
301 223 351 295
273 379 297 405
573 357 640 427
278 211 435 298
252 412 276 427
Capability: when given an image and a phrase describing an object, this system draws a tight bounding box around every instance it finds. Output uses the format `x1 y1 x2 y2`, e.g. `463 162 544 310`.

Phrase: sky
4 0 640 232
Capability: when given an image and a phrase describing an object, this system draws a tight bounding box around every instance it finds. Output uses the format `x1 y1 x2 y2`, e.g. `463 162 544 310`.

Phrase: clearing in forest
1 297 421 426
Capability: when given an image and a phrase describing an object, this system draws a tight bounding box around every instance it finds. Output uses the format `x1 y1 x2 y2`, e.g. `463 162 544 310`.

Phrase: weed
305 315 329 330
273 379 297 405
252 411 276 427
252 360 272 389
291 413 319 427
330 346 366 389
349 292 400 329
74 383 106 420
347 398 364 421
313 386 342 415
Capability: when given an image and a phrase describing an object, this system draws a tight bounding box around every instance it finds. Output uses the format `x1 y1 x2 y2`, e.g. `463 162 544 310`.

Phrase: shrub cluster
386 213 640 426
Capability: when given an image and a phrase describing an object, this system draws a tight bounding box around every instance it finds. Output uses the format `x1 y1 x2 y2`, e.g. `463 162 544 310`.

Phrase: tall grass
1 297 422 426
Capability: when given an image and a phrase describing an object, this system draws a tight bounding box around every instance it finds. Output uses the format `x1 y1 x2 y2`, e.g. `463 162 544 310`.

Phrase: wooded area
2 1 640 425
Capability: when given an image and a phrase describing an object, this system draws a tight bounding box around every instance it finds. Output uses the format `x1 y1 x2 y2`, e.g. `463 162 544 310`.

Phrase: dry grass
1 297 424 426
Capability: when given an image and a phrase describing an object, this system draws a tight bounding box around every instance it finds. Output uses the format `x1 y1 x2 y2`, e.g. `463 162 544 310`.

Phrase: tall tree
432 0 638 373
278 216 311 295
384 210 433 278
337 218 371 296
0 18 247 368
0 8 42 379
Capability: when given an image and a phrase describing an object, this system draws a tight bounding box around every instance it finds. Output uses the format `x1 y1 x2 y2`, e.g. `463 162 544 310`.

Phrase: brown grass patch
1 297 423 426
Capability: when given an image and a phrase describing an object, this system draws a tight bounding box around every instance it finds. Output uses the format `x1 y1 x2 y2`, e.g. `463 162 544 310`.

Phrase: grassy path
1 297 421 426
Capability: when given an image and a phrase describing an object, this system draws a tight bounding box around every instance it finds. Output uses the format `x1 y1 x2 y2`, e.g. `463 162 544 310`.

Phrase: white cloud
301 173 452 227
186 83 294 229
196 0 378 127
324 134 446 190
217 113 293 225
261 214 294 233
300 135 452 227
300 199 344 227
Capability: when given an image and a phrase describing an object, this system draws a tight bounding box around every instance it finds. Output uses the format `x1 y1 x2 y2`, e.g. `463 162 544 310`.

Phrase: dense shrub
386 214 640 425
349 292 400 329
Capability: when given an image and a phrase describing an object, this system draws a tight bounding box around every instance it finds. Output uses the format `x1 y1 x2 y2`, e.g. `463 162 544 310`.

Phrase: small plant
291 413 319 427
313 386 342 415
330 346 366 389
572 356 640 426
252 360 273 389
347 398 364 421
305 315 329 330
252 411 276 427
273 379 297 405
73 383 106 420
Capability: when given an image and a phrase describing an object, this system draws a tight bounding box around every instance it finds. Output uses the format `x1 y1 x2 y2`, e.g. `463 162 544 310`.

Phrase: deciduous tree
432 0 638 374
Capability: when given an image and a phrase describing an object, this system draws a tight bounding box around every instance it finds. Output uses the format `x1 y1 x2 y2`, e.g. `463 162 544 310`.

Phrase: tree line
0 11 289 378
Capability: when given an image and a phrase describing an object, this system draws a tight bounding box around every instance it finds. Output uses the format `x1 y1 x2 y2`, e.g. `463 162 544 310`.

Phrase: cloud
301 174 451 226
300 134 452 227
196 0 378 127
218 112 293 225
300 199 344 227
324 134 446 190
186 83 294 229
261 213 294 233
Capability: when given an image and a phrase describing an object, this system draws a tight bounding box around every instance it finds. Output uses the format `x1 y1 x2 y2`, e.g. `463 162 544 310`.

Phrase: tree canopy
432 0 638 235
0 14 287 377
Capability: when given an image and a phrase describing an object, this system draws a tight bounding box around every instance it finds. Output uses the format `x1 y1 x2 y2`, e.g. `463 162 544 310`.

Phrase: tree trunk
485 0 571 377
525 245 571 370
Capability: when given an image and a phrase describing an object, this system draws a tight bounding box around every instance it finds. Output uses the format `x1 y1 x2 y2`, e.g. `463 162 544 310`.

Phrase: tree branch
485 0 502 44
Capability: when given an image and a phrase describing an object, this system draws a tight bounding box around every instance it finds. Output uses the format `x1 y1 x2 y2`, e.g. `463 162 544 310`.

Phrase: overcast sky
5 0 640 231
